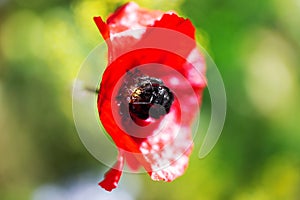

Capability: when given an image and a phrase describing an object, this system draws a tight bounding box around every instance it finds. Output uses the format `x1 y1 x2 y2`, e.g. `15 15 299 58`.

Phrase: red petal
138 100 194 181
152 13 195 39
123 151 141 171
98 153 124 191
94 16 110 40
106 2 163 35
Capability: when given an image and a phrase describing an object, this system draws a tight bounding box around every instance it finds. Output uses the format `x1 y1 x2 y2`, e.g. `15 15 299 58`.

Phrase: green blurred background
1 0 300 199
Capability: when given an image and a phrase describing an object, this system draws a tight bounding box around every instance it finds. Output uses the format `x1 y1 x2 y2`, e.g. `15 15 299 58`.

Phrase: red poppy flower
94 2 206 191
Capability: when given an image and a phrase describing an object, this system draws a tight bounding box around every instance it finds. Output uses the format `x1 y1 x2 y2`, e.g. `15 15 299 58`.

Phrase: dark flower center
129 77 174 120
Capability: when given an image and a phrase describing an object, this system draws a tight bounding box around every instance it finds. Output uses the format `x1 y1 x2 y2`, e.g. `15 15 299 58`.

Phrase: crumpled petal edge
98 154 124 191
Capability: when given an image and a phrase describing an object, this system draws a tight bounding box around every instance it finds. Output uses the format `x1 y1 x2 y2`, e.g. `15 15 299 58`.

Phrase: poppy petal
98 153 124 191
105 2 163 35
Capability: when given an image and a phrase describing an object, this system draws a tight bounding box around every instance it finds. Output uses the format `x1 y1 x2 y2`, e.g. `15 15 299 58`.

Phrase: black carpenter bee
129 76 174 120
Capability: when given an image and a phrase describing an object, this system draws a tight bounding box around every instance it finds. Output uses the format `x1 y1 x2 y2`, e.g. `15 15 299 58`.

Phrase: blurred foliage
0 0 300 200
